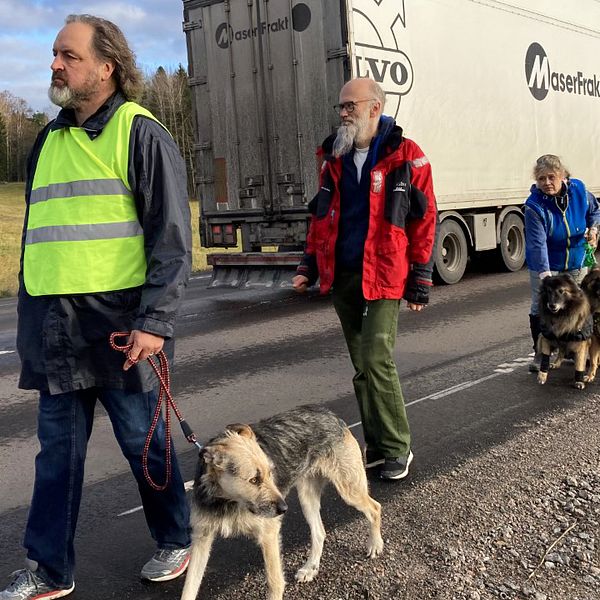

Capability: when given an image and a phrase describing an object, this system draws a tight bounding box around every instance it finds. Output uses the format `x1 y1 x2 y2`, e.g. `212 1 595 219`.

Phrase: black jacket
17 93 192 393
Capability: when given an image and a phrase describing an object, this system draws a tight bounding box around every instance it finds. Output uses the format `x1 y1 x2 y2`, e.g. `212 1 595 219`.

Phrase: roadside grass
0 183 236 297
0 183 24 297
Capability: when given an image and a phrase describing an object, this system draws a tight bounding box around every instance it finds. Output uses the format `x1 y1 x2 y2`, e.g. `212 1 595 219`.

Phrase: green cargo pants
332 271 411 459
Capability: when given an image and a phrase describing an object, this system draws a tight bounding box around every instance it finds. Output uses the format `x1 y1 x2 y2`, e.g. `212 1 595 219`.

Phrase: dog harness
539 314 594 342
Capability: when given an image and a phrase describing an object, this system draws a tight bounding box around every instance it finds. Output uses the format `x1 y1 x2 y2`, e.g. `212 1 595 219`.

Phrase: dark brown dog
537 273 592 389
580 267 600 382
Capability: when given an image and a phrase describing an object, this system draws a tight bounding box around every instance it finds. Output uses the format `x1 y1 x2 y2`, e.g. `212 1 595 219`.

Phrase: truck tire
497 213 525 272
434 219 468 284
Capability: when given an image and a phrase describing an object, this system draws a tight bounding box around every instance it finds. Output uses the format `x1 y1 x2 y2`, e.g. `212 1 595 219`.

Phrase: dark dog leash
110 332 203 491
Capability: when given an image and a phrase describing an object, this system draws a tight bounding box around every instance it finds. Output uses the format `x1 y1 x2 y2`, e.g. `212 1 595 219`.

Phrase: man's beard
48 71 101 109
332 110 371 158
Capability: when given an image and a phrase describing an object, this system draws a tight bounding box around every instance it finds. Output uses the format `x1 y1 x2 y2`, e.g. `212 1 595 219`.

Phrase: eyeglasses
332 99 377 115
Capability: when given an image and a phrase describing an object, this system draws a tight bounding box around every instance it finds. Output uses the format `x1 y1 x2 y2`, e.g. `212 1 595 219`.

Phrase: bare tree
0 111 7 182
0 72 194 188
0 91 49 182
141 66 195 197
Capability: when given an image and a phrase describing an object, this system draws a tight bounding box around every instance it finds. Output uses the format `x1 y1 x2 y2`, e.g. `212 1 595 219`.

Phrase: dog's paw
584 373 596 383
549 361 561 370
537 372 548 385
367 537 384 558
573 381 586 390
295 564 319 583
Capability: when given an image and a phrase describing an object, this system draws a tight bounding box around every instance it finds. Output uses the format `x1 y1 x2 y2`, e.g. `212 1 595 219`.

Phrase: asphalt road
0 266 584 599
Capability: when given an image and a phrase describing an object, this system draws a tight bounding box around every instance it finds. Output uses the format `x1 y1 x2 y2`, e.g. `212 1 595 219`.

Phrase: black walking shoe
380 450 414 480
364 448 385 469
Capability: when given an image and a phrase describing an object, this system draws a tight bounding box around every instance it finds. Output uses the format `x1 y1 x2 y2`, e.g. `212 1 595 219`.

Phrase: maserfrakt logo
525 42 600 101
215 3 311 49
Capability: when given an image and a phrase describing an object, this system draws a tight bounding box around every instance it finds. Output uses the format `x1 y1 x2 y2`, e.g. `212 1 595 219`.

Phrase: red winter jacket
297 125 438 302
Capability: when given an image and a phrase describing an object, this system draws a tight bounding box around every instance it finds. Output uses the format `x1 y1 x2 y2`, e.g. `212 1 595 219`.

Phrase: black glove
403 264 432 305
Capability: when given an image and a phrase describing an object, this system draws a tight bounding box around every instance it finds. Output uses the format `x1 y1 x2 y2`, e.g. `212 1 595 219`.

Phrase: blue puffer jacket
524 178 600 273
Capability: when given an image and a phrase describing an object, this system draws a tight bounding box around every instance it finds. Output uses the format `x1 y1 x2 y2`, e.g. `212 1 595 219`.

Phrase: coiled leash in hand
110 332 203 491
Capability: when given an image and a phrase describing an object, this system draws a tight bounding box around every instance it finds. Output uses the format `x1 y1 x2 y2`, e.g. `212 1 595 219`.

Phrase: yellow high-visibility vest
24 102 159 296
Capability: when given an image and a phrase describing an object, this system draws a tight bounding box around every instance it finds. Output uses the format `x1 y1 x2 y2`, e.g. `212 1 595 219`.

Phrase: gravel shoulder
206 394 600 600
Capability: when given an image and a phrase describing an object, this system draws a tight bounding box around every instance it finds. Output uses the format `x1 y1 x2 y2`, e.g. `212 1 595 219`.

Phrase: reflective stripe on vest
24 102 158 296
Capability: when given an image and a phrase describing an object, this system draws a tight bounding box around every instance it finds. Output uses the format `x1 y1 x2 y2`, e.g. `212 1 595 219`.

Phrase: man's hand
587 227 598 248
292 274 309 293
407 302 425 312
123 330 165 371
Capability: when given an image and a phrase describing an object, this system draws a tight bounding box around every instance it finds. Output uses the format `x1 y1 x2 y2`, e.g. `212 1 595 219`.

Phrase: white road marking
118 354 533 516
349 354 532 426
189 274 212 281
0 350 15 355
412 373 500 402
118 480 195 516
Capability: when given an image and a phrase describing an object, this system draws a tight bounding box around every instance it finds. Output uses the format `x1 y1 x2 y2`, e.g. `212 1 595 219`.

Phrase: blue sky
0 0 188 114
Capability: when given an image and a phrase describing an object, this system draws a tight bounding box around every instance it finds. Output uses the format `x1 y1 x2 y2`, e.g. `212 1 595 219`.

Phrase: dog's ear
225 423 256 439
202 444 226 469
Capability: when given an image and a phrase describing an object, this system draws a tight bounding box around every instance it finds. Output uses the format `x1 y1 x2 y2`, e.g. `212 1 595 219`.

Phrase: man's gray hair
65 14 144 101
367 79 386 110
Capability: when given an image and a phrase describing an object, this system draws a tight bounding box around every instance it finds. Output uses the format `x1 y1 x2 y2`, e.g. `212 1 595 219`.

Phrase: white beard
332 122 358 157
332 110 372 157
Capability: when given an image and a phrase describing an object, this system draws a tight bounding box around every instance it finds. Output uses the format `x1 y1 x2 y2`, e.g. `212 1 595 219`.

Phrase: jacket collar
50 92 127 140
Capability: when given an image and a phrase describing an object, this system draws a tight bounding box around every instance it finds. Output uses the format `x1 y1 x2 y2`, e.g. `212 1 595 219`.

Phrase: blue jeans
24 388 191 588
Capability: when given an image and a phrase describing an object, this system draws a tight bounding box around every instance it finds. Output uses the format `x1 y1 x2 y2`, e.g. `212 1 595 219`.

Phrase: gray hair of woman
533 154 571 180
65 14 144 102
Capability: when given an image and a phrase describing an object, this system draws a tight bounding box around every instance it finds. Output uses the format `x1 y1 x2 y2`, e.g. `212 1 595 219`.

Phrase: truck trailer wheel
497 213 525 272
434 219 468 284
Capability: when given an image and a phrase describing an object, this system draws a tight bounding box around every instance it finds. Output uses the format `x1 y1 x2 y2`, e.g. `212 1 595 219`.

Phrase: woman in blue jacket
525 154 600 371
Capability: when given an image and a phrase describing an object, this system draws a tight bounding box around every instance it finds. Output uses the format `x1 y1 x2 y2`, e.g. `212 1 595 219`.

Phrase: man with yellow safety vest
1 15 192 600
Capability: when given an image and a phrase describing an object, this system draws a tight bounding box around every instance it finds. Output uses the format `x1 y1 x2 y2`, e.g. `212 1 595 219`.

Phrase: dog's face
581 268 600 311
540 274 582 314
201 424 288 518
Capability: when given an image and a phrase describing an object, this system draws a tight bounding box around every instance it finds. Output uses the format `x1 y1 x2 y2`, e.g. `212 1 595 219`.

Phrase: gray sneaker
380 450 414 481
0 569 74 600
140 548 190 582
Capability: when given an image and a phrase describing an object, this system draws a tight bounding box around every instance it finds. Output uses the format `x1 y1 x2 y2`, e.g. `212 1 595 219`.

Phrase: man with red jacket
292 77 437 480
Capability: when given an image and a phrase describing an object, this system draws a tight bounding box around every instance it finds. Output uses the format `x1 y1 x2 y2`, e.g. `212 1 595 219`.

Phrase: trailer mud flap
209 265 299 289
207 252 304 289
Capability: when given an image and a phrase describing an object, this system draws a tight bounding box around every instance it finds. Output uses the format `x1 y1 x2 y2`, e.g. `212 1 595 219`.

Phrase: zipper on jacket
555 194 570 270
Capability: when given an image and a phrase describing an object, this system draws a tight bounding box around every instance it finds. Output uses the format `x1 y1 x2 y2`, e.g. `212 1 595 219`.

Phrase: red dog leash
109 332 202 491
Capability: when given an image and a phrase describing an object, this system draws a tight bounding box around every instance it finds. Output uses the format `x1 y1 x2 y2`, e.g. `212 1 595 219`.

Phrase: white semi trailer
182 0 600 285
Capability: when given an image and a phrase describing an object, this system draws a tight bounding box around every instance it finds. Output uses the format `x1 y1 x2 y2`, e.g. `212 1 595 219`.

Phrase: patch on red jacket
372 170 383 194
